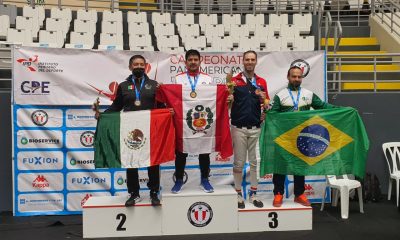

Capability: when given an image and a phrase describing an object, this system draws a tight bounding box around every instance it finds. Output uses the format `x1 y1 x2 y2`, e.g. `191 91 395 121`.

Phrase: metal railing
327 53 400 93
372 0 400 38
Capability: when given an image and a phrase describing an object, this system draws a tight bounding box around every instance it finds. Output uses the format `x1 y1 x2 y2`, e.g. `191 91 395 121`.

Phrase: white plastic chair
320 175 364 219
382 142 400 207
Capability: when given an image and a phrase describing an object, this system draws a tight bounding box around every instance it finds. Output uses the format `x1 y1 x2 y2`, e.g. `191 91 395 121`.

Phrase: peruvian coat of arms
186 105 214 134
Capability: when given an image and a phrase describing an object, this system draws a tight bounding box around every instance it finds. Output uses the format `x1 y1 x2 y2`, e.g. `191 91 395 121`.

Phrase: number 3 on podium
268 212 278 229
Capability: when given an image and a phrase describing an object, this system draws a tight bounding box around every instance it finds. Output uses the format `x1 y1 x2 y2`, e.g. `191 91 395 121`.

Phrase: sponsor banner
259 173 274 184
246 183 275 200
18 193 64 212
66 172 111 191
66 109 97 128
113 171 127 190
17 130 63 149
14 47 325 105
287 181 329 200
66 130 95 149
17 151 63 170
209 167 233 185
66 192 111 211
17 173 64 192
17 108 63 127
66 151 95 170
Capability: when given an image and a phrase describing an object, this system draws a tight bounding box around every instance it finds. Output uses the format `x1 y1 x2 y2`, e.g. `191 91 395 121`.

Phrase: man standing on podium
95 55 163 207
230 50 269 209
170 49 215 194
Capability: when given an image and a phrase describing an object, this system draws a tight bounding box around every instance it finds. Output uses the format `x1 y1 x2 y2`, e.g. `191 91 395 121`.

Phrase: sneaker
171 179 184 194
294 194 311 206
273 193 283 207
237 193 245 209
249 192 264 208
125 193 141 207
200 178 214 193
150 191 160 206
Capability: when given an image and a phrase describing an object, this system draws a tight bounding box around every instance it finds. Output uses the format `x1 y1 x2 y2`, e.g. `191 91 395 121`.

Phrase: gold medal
134 100 141 106
190 91 197 98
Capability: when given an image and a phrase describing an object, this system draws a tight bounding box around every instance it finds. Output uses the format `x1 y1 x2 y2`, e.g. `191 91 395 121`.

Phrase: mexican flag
158 84 233 159
259 107 369 178
94 109 175 168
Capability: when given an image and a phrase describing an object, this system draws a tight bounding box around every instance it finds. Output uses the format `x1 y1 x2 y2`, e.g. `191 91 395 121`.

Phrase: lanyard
131 76 145 101
187 72 199 93
288 87 301 111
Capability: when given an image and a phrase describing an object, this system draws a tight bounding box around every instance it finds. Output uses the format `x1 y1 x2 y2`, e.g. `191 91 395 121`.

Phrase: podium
83 185 312 238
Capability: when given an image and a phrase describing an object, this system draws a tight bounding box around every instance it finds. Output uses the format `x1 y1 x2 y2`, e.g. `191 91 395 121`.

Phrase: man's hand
227 94 234 103
95 111 100 120
92 98 100 120
255 89 266 102
169 108 175 116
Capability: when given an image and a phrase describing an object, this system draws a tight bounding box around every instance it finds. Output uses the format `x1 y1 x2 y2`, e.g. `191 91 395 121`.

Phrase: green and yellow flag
259 107 369 178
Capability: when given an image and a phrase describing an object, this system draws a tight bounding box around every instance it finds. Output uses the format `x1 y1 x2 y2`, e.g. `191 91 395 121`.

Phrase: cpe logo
21 81 50 94
31 110 49 126
17 55 38 72
80 131 95 147
187 202 213 227
290 59 311 78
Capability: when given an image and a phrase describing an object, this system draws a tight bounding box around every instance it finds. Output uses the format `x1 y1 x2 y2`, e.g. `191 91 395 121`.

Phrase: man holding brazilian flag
260 66 369 207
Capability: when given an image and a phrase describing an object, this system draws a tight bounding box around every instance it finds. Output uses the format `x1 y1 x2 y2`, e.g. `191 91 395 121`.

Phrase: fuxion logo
31 110 49 126
71 177 106 185
23 156 58 165
17 55 38 72
187 202 213 227
80 131 95 147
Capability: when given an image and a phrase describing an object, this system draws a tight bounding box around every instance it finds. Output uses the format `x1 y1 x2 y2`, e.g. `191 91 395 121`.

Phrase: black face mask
132 68 145 78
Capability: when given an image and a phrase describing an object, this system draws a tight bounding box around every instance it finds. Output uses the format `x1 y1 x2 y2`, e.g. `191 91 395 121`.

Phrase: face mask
132 68 145 78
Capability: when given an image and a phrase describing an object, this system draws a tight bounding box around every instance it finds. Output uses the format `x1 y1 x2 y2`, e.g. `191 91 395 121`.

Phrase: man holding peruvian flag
158 49 233 194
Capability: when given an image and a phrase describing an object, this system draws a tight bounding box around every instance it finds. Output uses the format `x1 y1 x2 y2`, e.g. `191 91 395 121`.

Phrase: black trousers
126 165 160 195
175 151 210 180
273 174 305 197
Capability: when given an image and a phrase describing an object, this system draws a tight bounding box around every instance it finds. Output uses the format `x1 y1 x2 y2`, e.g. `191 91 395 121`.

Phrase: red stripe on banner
150 109 176 165
215 85 233 159
160 85 184 152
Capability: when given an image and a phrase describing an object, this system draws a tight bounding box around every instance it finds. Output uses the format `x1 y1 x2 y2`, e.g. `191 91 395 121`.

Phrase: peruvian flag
94 109 175 168
158 84 233 159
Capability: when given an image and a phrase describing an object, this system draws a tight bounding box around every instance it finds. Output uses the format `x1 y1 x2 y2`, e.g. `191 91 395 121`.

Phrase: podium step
83 186 313 238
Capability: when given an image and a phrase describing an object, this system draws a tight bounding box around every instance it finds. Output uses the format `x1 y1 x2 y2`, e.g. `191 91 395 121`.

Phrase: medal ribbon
288 87 301 111
132 75 145 103
187 72 199 94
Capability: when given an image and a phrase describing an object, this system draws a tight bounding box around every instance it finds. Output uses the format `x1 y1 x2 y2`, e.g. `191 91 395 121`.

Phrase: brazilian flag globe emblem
274 115 353 166
260 107 369 178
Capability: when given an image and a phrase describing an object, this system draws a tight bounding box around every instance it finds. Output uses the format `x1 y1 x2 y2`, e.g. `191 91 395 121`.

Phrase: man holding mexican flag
260 66 369 208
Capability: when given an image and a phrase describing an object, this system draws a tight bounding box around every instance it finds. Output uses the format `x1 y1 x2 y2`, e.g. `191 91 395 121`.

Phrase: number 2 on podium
116 213 127 231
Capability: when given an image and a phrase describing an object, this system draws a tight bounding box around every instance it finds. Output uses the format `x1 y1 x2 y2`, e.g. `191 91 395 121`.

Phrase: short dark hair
287 66 303 77
185 49 201 60
243 50 257 59
129 55 146 65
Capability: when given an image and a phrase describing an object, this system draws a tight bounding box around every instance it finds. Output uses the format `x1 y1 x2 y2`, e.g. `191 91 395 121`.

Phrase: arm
311 93 337 109
269 94 282 113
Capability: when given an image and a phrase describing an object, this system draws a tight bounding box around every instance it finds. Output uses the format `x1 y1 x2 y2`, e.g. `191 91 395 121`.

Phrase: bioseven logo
23 156 58 165
31 110 49 126
70 157 94 166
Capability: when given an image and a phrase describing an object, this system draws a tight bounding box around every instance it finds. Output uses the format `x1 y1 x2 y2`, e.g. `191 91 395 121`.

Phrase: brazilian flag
260 107 369 178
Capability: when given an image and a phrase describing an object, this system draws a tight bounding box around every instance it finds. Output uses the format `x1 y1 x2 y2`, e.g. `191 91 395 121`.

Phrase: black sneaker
150 191 160 206
249 193 264 208
237 193 245 209
125 193 141 207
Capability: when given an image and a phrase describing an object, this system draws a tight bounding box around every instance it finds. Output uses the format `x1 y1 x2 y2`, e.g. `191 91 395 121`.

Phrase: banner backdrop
13 46 328 216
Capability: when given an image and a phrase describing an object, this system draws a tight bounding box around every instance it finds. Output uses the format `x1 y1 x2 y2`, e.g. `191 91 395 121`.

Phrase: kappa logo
80 131 95 147
81 193 93 206
186 105 213 134
304 184 315 196
290 59 311 78
32 175 50 188
124 129 146 150
17 55 38 72
87 81 119 101
31 110 49 126
187 202 213 227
